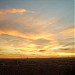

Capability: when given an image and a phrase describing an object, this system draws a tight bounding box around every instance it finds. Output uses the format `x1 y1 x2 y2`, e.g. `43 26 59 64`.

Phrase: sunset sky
0 0 74 58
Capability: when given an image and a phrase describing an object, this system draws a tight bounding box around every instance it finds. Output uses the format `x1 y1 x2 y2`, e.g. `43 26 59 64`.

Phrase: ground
0 58 75 75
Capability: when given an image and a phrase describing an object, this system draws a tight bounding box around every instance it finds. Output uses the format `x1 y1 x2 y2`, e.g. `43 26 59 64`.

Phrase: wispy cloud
0 0 74 58
0 12 58 40
0 8 34 15
60 27 74 38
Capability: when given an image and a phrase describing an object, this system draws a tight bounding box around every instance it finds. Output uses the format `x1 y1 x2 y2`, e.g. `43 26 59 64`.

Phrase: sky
0 0 74 58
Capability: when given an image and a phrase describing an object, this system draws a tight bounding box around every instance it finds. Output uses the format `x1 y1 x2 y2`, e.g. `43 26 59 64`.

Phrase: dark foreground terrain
0 58 75 75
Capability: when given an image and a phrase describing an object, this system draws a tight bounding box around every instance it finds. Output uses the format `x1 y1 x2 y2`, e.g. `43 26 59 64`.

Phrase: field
0 58 75 75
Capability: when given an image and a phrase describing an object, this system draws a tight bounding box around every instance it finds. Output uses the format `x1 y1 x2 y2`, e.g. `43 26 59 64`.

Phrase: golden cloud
57 52 75 57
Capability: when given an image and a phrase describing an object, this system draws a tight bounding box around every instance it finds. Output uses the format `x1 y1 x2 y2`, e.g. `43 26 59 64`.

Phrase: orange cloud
14 15 58 29
60 27 75 37
0 8 34 15
0 8 74 58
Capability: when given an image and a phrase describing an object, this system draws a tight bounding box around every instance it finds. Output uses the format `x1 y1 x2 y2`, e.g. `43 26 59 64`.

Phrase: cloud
0 33 59 53
0 33 74 58
0 34 30 51
0 8 74 58
60 27 75 38
56 52 75 57
30 38 59 50
39 50 46 52
0 12 57 41
0 8 59 39
50 37 74 54
14 16 58 30
32 38 51 45
61 40 74 51
0 8 34 15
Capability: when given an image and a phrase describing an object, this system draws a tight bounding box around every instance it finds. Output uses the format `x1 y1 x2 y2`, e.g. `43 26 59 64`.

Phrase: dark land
0 57 75 75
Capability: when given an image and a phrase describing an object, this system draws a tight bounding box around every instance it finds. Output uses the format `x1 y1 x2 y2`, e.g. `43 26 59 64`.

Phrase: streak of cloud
0 8 35 15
